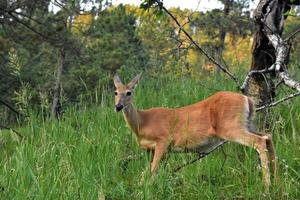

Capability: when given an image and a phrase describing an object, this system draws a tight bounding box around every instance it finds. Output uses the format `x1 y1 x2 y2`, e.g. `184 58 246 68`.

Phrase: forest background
0 0 299 199
0 0 299 120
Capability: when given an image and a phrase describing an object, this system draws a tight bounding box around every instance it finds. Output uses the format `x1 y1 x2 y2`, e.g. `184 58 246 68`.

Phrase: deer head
113 73 142 112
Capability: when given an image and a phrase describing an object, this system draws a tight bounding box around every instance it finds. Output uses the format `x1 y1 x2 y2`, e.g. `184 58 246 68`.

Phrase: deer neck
122 103 141 135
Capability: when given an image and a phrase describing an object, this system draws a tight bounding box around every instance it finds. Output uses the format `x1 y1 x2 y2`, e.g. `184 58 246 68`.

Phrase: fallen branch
120 153 145 171
174 141 227 172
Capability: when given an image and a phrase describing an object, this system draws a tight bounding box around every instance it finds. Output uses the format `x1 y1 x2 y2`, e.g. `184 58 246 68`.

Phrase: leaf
139 0 160 10
153 8 165 20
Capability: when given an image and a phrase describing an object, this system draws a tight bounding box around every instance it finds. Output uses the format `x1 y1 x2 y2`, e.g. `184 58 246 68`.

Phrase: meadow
0 75 299 199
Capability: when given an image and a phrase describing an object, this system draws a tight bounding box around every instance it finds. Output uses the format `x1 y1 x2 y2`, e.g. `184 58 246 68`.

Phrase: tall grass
0 75 299 199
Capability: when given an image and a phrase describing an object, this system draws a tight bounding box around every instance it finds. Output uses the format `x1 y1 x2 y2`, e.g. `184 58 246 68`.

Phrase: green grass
0 76 299 199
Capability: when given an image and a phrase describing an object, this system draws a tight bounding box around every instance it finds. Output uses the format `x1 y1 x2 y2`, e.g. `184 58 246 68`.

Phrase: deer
113 73 277 187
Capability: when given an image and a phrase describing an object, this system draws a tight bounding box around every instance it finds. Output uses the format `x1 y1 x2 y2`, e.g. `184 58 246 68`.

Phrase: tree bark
246 26 276 107
51 48 65 118
244 0 292 127
51 1 79 118
216 0 232 77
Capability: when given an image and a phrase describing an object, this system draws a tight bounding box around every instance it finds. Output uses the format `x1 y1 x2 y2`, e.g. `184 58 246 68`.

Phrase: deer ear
128 72 142 89
113 74 123 87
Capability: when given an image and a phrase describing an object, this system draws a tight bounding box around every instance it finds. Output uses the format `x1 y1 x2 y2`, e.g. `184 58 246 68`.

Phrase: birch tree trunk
244 0 293 127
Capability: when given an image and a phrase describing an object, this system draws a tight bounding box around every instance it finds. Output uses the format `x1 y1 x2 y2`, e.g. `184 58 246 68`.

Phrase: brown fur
113 74 277 188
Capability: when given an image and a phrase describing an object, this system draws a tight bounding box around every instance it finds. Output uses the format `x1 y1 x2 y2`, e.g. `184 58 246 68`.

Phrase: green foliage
0 2 299 198
86 5 147 74
284 8 300 67
0 4 149 117
62 5 148 103
140 0 160 10
0 1 299 128
0 76 299 199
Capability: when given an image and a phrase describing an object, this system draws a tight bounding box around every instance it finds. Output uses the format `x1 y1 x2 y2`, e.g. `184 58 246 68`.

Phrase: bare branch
266 33 289 72
7 12 52 42
256 91 300 111
275 79 284 89
10 10 46 26
174 141 227 172
0 99 24 117
263 22 300 92
180 0 201 28
285 27 300 42
0 7 82 56
154 0 240 86
287 0 300 5
0 124 25 140
241 0 300 111
278 71 300 91
120 153 144 171
240 66 275 92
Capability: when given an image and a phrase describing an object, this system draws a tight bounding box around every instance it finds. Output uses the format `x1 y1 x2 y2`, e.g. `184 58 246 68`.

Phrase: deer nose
115 103 124 112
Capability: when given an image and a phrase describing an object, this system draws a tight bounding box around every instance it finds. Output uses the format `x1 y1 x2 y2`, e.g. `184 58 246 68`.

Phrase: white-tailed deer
113 73 277 187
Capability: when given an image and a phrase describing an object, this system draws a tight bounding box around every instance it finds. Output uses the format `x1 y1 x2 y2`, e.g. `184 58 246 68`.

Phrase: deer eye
114 91 118 96
126 91 132 96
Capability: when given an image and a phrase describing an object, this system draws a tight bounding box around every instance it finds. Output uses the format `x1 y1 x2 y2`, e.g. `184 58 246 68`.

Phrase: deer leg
251 132 278 180
255 140 271 188
148 150 154 170
151 143 167 174
265 134 278 180
218 129 271 188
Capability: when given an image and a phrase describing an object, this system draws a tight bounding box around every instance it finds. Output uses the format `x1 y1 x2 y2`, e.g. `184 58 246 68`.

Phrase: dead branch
120 153 145 171
240 66 275 93
155 0 300 111
278 71 300 91
0 8 82 56
287 0 300 5
7 12 52 42
0 125 25 140
154 0 240 86
174 141 227 172
180 0 201 28
0 99 24 117
275 79 284 89
263 22 300 91
285 27 300 42
241 0 300 111
256 91 300 111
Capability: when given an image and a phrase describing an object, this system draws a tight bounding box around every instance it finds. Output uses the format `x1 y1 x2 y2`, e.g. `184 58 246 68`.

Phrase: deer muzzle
115 103 124 112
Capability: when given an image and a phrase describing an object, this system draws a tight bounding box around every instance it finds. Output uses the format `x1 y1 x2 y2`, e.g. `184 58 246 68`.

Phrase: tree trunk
51 1 79 118
246 29 276 107
51 48 65 118
216 0 232 78
244 0 292 128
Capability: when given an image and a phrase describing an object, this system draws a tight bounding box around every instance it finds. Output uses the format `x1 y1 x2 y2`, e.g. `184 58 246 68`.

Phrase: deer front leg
151 143 168 174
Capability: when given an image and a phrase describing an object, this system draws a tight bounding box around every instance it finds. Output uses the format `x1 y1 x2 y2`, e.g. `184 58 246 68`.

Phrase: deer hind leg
218 129 271 187
265 134 278 181
250 132 278 180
